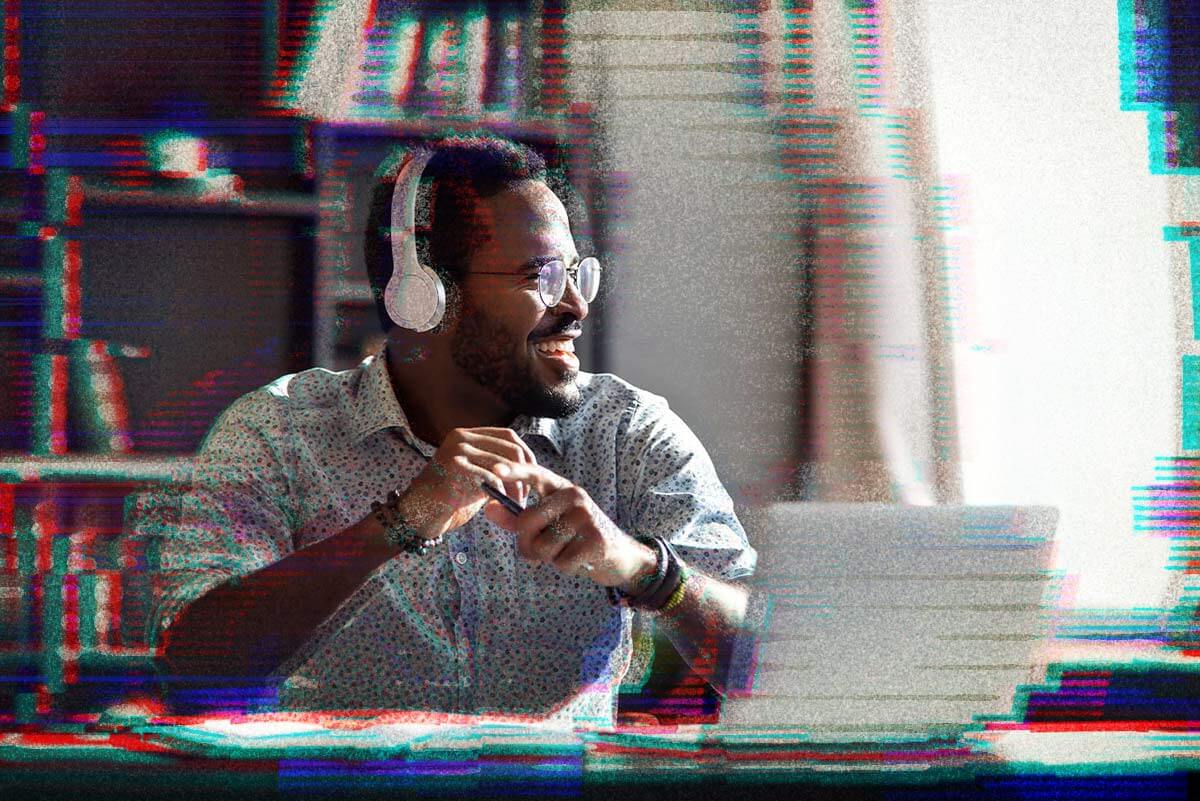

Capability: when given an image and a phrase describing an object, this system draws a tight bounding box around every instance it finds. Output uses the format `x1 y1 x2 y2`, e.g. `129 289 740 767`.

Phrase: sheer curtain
758 0 961 503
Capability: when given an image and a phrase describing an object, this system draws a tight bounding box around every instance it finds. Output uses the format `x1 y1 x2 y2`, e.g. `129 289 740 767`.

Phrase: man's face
449 180 589 419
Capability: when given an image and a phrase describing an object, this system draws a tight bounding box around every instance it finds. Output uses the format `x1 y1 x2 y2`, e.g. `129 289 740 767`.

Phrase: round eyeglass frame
538 257 601 307
469 257 601 308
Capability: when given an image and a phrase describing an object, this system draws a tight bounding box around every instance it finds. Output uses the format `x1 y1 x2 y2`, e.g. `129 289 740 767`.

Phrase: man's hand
403 427 538 539
476 449 751 698
482 461 657 592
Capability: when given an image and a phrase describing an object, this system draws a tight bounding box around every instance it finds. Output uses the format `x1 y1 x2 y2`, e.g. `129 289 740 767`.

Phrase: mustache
530 318 583 340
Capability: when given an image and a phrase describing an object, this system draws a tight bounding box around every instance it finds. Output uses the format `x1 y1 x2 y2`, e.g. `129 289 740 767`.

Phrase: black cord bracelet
607 536 686 611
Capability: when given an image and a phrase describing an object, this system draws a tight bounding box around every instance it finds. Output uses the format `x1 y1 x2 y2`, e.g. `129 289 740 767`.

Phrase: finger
509 485 575 552
457 428 538 466
456 444 527 501
456 433 534 472
533 502 604 574
542 505 597 567
550 530 598 577
514 503 560 561
504 432 533 505
491 461 572 499
487 440 531 506
448 455 508 501
484 499 520 531
528 517 579 564
445 431 532 485
514 487 592 562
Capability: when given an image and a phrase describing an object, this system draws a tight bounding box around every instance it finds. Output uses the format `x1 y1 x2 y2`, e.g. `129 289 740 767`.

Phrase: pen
481 481 525 515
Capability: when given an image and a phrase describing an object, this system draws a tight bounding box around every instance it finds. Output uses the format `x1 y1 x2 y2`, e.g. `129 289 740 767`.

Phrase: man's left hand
482 462 656 591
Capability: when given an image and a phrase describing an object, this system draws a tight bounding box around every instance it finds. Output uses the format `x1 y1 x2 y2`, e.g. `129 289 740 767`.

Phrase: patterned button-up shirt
138 349 755 725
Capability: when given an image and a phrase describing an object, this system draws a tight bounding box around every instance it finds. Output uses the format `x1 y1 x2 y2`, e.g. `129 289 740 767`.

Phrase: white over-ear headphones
384 149 447 332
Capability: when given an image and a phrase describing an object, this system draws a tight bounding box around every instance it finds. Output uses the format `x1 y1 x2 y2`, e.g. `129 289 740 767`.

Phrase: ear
428 278 465 332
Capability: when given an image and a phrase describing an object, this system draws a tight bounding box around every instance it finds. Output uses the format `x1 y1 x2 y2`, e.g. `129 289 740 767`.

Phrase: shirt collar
512 413 565 456
351 348 416 445
352 347 565 455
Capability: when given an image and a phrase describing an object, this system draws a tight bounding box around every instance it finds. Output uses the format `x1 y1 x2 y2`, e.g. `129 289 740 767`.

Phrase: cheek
461 295 541 347
514 309 548 342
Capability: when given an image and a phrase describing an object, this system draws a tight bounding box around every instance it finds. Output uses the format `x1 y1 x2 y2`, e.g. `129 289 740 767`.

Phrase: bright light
925 1 1176 609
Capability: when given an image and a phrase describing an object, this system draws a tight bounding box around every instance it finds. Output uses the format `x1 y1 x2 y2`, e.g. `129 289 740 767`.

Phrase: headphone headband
389 149 433 268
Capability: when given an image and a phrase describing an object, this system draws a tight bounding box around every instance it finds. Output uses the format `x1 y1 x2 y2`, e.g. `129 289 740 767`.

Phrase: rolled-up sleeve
616 396 756 581
129 391 296 646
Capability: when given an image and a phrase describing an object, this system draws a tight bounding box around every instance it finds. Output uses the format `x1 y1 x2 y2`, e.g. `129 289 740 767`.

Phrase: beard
450 298 583 419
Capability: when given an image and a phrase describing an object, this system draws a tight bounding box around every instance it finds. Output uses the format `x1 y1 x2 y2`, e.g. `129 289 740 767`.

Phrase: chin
519 378 582 419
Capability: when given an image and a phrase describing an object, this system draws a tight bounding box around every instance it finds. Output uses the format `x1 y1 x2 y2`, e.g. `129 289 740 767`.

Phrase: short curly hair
363 135 551 332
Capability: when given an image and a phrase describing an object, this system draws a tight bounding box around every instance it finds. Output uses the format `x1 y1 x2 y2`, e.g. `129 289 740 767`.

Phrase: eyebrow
520 254 582 271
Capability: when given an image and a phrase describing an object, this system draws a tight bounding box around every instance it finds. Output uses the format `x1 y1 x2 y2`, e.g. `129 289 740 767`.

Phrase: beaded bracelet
657 565 693 615
371 489 443 555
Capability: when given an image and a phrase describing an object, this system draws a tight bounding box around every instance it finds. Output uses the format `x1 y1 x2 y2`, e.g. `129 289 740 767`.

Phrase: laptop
721 503 1060 742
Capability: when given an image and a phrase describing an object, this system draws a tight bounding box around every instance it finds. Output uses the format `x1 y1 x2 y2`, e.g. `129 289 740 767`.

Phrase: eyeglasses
470 257 602 308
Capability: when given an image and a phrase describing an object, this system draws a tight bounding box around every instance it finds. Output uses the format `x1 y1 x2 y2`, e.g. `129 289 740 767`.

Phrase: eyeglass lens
538 258 601 307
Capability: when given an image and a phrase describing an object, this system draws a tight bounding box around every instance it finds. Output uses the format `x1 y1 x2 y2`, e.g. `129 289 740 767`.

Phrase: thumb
484 499 520 531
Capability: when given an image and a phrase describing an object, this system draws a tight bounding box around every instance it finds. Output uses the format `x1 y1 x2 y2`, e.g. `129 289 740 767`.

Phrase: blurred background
0 0 1195 720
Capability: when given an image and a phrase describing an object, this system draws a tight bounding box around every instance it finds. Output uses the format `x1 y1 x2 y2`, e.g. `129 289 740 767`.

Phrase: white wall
923 1 1176 608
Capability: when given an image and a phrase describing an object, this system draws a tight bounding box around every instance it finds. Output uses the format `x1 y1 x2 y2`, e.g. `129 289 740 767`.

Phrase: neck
384 334 513 446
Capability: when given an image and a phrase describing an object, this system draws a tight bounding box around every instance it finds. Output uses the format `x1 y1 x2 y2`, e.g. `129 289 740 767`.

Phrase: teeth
534 339 575 354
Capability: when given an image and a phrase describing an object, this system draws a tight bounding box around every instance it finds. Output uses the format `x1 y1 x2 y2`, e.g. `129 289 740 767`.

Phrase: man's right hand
400 427 537 539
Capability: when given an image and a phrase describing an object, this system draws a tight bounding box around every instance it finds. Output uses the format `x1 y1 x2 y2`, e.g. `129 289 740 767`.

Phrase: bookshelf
79 183 319 218
0 457 192 720
0 455 190 484
0 110 320 718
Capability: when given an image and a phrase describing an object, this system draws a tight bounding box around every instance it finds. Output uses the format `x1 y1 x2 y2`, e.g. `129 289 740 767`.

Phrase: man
150 135 755 724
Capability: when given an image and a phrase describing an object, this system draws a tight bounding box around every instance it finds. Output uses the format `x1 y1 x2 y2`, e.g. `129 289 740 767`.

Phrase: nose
554 272 589 322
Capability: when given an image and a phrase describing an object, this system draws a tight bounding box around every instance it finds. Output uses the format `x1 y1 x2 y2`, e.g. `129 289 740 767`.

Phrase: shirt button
454 551 468 566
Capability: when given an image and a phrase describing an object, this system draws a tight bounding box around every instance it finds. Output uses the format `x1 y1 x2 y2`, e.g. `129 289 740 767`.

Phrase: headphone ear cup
387 149 444 332
384 263 446 332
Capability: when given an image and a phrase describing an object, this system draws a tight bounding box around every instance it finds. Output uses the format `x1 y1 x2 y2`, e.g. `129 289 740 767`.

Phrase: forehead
471 181 574 266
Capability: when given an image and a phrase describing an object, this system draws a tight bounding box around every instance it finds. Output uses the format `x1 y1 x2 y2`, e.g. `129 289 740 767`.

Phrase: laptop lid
722 503 1060 740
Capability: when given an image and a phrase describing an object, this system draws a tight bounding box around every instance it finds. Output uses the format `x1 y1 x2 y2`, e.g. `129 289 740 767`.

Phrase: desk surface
3 713 1199 800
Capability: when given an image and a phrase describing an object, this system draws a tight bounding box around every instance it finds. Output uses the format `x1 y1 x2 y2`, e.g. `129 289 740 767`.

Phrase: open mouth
531 337 580 370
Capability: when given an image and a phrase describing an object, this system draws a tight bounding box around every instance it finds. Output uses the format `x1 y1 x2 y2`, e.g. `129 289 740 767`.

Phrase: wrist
395 482 448 541
372 487 445 555
619 540 660 595
607 536 688 611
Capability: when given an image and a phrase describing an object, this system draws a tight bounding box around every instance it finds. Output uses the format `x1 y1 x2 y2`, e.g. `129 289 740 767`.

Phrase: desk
3 713 1199 800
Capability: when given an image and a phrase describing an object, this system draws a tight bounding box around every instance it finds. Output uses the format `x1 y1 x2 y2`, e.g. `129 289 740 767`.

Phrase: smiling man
150 135 756 724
